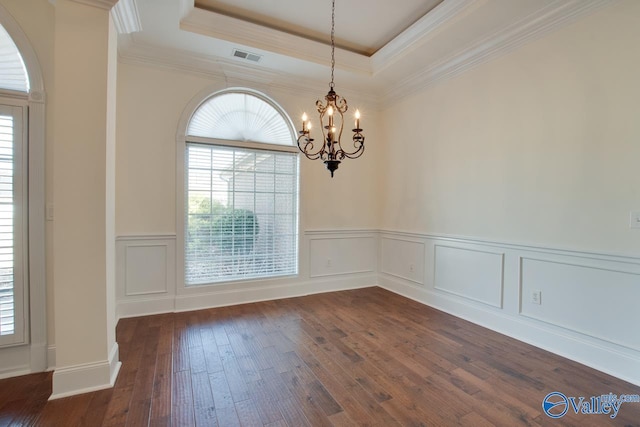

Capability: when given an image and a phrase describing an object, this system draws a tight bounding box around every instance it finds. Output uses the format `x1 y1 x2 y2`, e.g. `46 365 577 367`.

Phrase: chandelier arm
334 109 345 147
318 109 330 151
297 133 325 160
337 133 365 159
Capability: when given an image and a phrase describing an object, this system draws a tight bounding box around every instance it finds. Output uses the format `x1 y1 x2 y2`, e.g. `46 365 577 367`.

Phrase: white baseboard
175 274 376 312
118 274 377 318
0 343 39 379
50 342 121 400
379 275 640 387
0 367 30 380
117 295 176 319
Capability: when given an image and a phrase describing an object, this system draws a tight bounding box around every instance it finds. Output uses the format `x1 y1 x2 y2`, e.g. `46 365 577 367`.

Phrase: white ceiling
193 0 444 56
115 0 614 105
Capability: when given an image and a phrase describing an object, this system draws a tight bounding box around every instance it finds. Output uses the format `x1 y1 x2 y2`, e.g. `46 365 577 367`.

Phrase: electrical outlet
531 290 542 305
326 259 331 268
409 264 414 273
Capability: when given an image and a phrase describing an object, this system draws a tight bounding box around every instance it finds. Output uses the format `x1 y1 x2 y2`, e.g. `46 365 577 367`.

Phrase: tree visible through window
185 91 298 285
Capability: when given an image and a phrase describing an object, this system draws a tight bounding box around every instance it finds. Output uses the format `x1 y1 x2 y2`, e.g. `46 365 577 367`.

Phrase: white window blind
185 143 298 285
188 92 292 145
0 24 29 93
0 105 25 346
0 113 14 336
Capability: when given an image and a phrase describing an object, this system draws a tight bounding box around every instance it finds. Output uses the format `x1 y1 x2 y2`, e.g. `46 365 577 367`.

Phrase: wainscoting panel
377 229 640 387
380 236 425 284
116 235 176 317
308 234 376 278
124 244 168 296
520 256 640 352
434 245 504 308
117 231 378 318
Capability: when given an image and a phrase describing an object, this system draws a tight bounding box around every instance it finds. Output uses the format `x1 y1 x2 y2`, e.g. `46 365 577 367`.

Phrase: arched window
0 23 29 346
0 24 29 93
184 89 299 285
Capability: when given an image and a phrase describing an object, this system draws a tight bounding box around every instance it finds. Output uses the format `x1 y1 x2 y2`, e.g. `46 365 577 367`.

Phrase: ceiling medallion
297 0 365 177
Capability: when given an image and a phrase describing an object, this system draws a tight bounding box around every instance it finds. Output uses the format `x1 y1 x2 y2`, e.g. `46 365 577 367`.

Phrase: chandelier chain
330 0 335 89
296 0 364 177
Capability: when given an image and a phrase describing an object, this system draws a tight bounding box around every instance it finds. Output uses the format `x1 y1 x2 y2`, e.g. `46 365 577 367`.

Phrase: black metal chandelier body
297 0 365 177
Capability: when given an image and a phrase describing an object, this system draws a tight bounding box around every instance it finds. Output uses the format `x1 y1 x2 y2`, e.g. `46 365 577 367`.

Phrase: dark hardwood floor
1 287 639 426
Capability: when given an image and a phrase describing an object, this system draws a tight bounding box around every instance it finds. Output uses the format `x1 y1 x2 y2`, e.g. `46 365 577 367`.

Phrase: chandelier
297 0 365 177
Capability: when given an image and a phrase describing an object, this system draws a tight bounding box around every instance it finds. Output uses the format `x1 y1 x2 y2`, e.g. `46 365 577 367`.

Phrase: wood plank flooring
1 287 639 426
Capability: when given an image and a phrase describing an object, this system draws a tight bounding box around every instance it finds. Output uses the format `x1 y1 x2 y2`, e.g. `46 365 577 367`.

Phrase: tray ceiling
193 0 444 56
115 0 614 104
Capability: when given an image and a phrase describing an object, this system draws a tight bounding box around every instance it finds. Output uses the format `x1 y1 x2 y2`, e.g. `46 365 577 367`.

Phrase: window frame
0 7 47 373
177 88 300 290
0 101 28 347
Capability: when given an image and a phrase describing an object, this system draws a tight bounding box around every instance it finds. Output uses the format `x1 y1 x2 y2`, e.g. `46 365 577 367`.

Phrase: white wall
115 62 382 316
50 0 120 398
0 0 122 396
378 0 640 386
116 62 382 235
105 11 118 378
380 0 640 256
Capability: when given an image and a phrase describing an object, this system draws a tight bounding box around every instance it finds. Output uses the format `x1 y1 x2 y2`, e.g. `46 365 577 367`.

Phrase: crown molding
371 0 480 74
382 0 617 104
180 6 371 76
111 0 141 34
70 0 119 10
117 37 225 80
117 37 381 108
118 0 615 109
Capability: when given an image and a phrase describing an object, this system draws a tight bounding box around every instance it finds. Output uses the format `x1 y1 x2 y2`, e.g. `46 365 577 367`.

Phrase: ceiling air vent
232 49 262 63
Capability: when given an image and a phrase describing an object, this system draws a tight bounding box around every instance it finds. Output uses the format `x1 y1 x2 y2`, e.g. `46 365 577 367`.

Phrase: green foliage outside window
188 195 259 256
213 208 259 255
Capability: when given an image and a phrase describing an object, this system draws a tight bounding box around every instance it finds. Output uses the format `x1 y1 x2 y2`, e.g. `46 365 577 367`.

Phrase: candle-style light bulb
302 113 307 132
355 109 360 129
327 106 334 127
307 121 312 130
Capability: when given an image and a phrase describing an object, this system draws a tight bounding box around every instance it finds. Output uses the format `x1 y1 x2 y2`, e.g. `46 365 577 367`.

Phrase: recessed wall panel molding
124 245 168 296
307 230 377 278
434 244 504 308
378 229 640 386
520 256 640 352
116 234 176 300
117 230 378 318
380 235 425 285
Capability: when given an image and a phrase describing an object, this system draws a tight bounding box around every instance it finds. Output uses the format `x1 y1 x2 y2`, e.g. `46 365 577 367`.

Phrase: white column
51 0 120 398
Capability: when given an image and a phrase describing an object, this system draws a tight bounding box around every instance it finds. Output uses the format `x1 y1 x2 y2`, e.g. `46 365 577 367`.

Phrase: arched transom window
184 90 299 285
0 24 29 93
